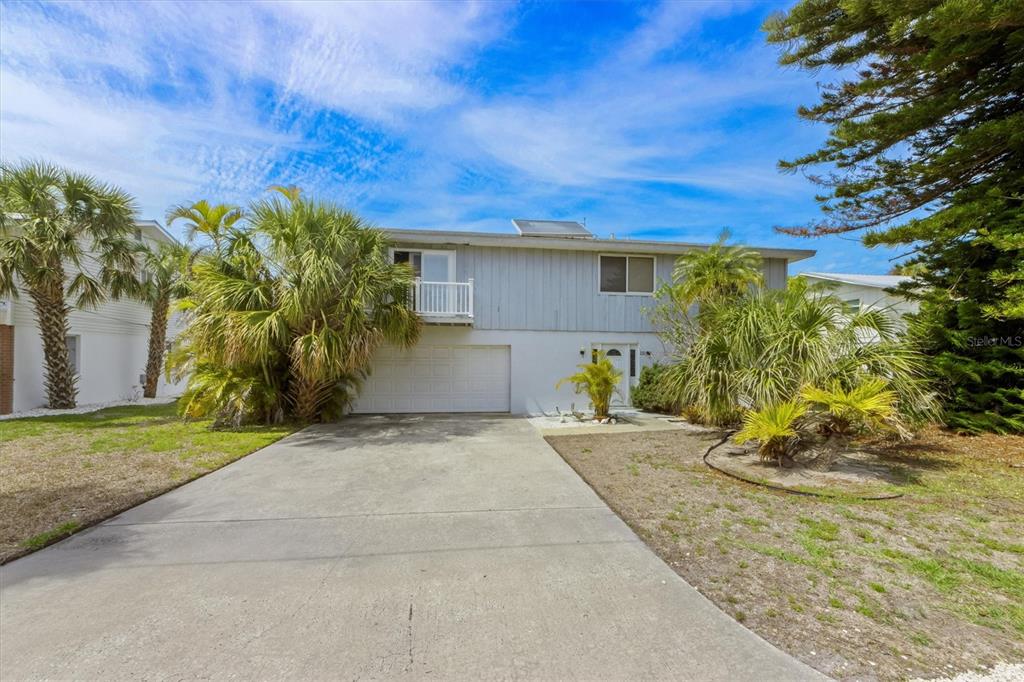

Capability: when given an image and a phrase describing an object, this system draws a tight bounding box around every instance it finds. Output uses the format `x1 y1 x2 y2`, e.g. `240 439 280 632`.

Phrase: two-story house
352 220 815 415
0 219 184 414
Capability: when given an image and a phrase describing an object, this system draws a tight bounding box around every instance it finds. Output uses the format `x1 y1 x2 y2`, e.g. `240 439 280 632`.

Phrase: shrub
631 364 677 413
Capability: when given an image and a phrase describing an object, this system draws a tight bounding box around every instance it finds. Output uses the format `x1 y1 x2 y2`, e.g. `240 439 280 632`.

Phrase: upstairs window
600 255 654 294
392 249 454 282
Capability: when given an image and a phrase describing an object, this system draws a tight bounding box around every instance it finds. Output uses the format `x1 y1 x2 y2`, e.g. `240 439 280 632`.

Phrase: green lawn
0 401 298 563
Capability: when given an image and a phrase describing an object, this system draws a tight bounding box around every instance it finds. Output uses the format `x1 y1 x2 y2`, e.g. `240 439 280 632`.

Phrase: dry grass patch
546 426 1024 682
0 402 296 562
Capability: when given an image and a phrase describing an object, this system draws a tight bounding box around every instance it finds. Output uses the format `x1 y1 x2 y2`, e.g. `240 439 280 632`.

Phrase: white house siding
6 228 184 412
826 282 918 318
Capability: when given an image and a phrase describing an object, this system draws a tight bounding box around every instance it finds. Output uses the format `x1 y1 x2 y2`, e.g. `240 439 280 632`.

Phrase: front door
596 344 630 406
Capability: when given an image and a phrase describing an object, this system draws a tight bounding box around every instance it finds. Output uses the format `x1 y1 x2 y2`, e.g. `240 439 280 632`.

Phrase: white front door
595 344 631 406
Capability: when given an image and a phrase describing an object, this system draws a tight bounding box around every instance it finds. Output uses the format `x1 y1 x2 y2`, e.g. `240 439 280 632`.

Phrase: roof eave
382 228 816 263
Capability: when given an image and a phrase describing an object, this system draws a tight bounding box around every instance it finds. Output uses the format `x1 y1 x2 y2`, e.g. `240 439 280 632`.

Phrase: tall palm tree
138 241 193 398
172 189 421 424
670 230 764 309
166 200 243 257
0 160 138 408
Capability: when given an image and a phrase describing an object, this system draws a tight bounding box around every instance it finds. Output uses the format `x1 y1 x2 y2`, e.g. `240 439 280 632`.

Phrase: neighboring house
800 272 919 319
351 220 815 415
0 220 184 414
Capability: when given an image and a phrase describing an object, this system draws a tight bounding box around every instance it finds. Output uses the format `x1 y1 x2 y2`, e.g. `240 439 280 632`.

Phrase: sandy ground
546 428 1024 681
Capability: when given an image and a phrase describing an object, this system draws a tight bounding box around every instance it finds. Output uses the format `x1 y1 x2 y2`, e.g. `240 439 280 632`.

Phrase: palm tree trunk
29 287 76 409
288 369 331 424
143 295 170 399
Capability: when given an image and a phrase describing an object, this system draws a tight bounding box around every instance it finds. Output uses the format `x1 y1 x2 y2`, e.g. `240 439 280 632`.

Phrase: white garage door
352 344 511 413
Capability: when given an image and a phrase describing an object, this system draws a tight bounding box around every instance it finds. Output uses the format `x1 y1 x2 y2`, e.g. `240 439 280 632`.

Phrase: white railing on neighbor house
412 278 474 318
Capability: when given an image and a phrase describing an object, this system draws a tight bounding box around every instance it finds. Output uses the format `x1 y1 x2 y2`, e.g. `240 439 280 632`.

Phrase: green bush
631 364 677 414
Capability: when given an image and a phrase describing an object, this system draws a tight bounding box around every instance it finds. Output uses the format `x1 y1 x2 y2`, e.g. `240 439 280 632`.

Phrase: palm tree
670 230 764 309
172 189 422 424
166 200 243 257
138 241 192 398
0 160 138 408
661 279 938 426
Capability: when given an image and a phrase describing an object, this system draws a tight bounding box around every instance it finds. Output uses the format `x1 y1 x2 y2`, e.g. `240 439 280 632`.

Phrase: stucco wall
362 326 671 415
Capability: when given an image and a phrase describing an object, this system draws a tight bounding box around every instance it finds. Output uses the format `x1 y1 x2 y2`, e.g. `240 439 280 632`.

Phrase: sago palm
172 189 421 424
556 351 622 418
733 399 808 465
801 378 900 438
0 160 138 408
138 241 193 398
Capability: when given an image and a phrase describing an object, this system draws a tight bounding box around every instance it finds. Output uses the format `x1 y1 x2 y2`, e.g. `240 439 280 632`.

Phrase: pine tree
765 0 1024 433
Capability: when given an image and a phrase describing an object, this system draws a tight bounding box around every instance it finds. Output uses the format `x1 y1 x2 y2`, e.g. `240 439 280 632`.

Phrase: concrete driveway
1 415 822 680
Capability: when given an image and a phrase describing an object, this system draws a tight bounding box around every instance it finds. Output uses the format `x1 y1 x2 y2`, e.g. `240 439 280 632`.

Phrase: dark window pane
606 348 622 356
393 251 422 277
600 256 627 292
627 257 654 293
629 349 636 377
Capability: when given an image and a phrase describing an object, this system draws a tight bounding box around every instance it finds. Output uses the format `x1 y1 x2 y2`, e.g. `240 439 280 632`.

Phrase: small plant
733 399 808 465
555 351 622 418
801 378 901 439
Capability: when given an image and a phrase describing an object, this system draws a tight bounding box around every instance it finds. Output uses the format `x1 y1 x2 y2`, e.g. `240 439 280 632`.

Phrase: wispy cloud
0 0 901 272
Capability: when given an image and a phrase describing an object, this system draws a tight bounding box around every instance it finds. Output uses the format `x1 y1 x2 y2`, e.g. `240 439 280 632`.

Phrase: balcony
412 278 474 324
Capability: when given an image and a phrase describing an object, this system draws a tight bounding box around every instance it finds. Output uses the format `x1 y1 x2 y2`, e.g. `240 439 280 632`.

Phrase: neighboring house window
134 228 143 241
600 255 654 294
66 335 80 376
843 298 861 313
392 249 454 282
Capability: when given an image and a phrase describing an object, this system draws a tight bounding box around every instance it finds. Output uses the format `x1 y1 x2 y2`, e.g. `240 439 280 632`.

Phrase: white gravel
0 396 179 421
911 663 1024 682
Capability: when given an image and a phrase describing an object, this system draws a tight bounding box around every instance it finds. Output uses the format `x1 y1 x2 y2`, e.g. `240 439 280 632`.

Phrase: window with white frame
66 335 80 376
842 298 861 314
392 249 455 282
600 255 655 294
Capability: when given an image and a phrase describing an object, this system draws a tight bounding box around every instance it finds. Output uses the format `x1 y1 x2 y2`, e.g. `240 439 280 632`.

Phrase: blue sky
0 0 902 274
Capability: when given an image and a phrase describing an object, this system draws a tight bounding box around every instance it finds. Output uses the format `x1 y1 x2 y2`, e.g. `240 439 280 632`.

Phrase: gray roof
511 219 592 239
383 228 816 262
801 272 910 289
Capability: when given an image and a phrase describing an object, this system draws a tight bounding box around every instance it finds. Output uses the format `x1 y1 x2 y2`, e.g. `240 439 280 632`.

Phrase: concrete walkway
0 415 823 680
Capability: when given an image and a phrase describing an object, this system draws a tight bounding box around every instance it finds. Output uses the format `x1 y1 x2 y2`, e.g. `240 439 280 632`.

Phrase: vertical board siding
398 242 789 333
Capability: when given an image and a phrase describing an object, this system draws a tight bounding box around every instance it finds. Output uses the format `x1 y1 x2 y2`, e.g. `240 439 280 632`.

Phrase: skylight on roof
511 219 593 239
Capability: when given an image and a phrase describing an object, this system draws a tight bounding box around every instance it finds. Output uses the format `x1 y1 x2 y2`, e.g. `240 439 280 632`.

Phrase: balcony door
393 249 456 314
392 249 454 282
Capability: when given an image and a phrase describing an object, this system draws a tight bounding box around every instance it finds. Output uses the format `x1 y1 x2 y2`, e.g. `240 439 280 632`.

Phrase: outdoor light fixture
579 347 586 357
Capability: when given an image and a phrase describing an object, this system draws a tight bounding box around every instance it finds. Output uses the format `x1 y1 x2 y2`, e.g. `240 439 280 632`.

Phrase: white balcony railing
412 278 474 319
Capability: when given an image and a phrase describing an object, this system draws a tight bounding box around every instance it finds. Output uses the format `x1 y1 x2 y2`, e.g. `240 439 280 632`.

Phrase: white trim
382 228 816 262
598 254 656 296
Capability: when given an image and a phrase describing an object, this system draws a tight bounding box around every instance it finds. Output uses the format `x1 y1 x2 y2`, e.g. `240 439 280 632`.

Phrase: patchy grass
0 402 297 562
546 426 1024 681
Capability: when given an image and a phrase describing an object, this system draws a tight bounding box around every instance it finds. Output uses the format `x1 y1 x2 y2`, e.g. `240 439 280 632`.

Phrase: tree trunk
287 358 335 424
143 295 170 399
29 287 76 409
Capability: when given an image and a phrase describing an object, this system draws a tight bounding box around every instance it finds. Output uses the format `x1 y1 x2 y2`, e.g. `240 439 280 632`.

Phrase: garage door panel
353 344 510 414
